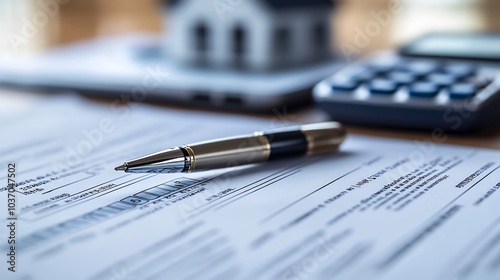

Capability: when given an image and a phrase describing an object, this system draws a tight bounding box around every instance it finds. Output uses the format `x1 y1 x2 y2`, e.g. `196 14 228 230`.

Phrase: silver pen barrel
115 122 345 174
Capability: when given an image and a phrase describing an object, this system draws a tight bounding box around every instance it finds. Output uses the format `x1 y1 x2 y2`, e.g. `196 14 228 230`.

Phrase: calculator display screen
401 33 500 61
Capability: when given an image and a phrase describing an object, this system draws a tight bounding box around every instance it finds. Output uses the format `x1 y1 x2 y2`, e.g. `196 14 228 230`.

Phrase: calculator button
443 63 476 79
352 70 377 82
427 73 456 87
331 79 360 92
449 83 477 99
367 61 396 74
388 72 416 85
369 79 398 94
401 61 439 76
409 82 440 97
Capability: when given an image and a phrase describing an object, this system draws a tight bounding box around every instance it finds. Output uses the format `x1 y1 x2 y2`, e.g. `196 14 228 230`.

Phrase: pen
114 122 345 174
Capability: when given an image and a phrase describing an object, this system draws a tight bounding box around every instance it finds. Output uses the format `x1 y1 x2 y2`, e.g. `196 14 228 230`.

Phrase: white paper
1 95 499 280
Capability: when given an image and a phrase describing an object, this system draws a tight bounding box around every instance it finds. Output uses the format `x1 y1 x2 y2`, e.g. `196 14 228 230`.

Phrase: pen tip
114 164 126 172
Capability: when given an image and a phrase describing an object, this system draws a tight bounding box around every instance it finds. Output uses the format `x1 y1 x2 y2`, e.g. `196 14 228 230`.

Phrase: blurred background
1 0 499 58
1 0 499 147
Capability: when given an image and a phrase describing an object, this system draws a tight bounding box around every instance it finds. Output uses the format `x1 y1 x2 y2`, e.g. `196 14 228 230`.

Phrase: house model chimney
164 0 335 71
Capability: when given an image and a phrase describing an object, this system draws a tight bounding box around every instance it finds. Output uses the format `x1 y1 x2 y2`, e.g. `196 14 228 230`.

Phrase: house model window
165 0 334 71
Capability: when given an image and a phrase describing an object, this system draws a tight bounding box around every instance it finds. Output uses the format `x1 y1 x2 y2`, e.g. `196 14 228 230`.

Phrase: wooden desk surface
231 109 500 150
344 124 500 149
1 88 499 150
141 100 500 150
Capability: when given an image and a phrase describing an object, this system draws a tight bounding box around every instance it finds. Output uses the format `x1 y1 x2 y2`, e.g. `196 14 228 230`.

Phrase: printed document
1 95 499 280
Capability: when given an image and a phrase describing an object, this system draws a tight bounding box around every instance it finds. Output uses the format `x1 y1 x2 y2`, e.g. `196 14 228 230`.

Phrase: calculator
313 33 500 132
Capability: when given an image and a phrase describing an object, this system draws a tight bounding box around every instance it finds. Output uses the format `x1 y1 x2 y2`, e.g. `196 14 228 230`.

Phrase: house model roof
166 0 334 10
263 0 333 9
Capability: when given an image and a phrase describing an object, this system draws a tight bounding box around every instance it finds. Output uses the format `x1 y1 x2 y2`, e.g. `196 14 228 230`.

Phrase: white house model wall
165 0 334 71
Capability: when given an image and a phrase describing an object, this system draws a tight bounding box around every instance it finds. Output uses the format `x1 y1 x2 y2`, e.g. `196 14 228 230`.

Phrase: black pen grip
264 131 308 161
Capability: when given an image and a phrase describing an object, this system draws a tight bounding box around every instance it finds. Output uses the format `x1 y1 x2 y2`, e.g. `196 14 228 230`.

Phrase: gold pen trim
182 145 196 173
254 133 272 161
300 123 346 156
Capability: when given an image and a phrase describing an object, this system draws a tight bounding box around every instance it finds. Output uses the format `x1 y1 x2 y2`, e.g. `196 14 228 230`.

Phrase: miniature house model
165 0 334 71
